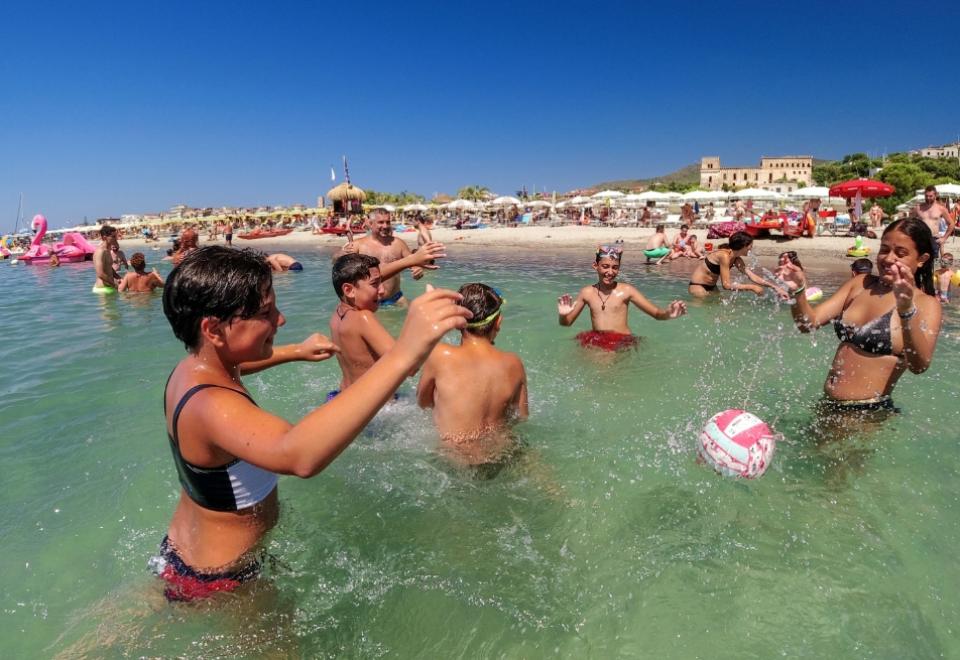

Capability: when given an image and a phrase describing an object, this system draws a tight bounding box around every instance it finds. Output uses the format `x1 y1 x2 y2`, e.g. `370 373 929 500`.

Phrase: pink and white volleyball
698 409 775 478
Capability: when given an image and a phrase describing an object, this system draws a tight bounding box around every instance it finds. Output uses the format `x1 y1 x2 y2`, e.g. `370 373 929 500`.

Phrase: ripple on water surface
1 246 959 657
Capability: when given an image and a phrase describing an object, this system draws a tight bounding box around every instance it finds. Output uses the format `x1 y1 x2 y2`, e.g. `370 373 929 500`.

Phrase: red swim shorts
575 331 638 352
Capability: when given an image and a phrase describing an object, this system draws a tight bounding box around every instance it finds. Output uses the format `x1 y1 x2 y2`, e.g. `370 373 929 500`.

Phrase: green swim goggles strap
465 299 505 329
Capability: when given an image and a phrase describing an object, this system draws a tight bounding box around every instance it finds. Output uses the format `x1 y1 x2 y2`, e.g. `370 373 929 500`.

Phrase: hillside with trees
813 153 960 213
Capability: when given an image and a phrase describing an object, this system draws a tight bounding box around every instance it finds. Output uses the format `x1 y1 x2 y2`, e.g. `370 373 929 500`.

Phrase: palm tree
457 185 490 201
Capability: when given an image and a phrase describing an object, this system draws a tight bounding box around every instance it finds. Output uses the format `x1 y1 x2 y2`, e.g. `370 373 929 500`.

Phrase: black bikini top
163 381 278 512
705 256 722 274
833 309 895 356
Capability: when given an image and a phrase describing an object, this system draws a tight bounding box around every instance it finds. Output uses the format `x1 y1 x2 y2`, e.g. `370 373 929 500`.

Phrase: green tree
876 162 932 214
457 185 490 201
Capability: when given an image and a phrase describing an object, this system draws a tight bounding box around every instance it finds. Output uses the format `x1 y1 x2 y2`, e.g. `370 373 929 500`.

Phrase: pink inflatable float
18 215 97 264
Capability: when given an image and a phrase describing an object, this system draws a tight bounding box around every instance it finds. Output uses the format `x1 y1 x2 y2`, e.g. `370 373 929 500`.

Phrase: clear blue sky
2 0 958 226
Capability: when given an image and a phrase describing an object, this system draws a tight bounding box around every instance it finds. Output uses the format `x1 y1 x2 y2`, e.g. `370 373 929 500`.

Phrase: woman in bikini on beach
778 218 941 415
687 231 785 298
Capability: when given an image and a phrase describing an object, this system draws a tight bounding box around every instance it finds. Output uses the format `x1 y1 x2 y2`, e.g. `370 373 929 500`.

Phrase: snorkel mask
595 245 623 262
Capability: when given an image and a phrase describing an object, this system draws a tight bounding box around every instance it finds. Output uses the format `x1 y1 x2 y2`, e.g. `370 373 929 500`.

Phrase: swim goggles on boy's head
595 245 623 261
465 291 505 329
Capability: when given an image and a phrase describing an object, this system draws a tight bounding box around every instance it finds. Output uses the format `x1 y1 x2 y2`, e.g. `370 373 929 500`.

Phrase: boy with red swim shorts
557 245 687 351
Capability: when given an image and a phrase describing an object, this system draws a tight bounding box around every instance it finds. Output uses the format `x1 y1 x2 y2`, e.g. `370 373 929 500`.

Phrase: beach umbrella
636 191 671 202
446 199 476 210
789 186 831 199
490 196 522 206
568 195 593 206
933 183 960 197
734 187 782 200
592 190 625 199
828 178 895 198
524 200 552 208
681 190 718 201
622 193 645 202
402 203 428 212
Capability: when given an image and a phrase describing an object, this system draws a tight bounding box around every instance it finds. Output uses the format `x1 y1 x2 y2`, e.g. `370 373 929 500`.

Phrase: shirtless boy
118 252 164 292
417 283 528 467
558 245 687 351
266 253 303 272
935 253 954 303
643 224 670 262
912 185 955 260
338 208 423 307
93 225 120 293
328 248 445 397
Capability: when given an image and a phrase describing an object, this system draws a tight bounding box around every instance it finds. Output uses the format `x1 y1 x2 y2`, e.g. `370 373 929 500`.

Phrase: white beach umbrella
621 193 645 202
681 190 717 201
789 186 831 199
568 195 593 206
636 191 672 202
524 200 552 207
734 187 782 200
446 199 477 210
591 190 626 199
490 196 522 206
402 203 428 211
934 183 960 197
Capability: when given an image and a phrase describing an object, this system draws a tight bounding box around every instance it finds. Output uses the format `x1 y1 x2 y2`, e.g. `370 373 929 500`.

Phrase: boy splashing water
417 284 528 468
558 245 687 351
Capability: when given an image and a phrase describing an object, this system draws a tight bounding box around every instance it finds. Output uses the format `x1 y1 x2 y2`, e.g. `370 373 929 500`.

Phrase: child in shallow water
417 283 528 467
557 245 686 351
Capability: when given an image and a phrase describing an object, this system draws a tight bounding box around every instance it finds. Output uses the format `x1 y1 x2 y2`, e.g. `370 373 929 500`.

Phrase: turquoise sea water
2 244 959 658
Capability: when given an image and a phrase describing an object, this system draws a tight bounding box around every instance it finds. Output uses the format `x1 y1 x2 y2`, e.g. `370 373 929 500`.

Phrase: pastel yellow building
700 156 813 191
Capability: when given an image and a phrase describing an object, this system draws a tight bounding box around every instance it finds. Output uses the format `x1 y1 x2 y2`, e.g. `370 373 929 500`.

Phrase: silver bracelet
897 305 918 321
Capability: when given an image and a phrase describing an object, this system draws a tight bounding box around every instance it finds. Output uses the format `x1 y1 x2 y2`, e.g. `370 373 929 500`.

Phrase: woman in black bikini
688 231 786 298
156 247 470 601
779 218 942 411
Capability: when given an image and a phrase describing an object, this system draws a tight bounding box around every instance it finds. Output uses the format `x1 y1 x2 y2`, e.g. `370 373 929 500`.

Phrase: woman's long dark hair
718 231 753 252
882 218 936 296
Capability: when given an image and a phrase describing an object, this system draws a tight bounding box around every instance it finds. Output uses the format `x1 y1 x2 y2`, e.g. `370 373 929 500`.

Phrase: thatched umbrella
327 183 366 215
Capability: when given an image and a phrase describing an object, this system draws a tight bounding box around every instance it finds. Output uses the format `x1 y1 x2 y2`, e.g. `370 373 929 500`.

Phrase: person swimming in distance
417 283 528 470
779 217 942 415
118 252 164 292
557 244 687 351
688 231 788 299
266 253 303 272
155 246 471 602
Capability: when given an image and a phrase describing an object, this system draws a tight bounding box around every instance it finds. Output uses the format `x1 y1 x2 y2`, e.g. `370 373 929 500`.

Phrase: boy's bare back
417 339 527 463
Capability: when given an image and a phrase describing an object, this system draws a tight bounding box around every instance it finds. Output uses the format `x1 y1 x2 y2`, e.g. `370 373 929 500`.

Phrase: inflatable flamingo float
17 215 97 264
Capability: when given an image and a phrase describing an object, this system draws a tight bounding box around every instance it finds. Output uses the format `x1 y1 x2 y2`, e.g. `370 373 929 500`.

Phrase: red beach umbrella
828 178 895 198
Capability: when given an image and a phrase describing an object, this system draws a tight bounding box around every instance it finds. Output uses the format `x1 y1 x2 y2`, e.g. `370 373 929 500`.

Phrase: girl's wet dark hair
458 283 503 337
332 253 381 300
162 246 272 351
779 250 802 269
718 231 753 252
882 218 936 295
